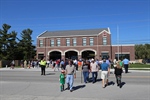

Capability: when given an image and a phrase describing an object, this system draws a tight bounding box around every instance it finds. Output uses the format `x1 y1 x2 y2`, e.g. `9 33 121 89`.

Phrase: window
38 54 44 59
39 40 43 47
82 38 86 46
50 39 54 47
66 38 70 46
103 37 107 45
90 38 94 46
101 53 109 59
115 54 130 61
73 38 77 46
57 39 60 46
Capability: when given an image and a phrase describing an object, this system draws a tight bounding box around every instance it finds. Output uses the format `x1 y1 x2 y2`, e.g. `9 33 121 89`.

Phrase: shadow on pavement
120 82 126 88
88 77 102 82
73 85 86 91
108 81 115 86
96 78 102 82
45 73 55 75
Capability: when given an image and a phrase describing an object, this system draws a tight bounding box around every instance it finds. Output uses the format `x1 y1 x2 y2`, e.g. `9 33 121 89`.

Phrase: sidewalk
0 67 55 71
0 67 149 72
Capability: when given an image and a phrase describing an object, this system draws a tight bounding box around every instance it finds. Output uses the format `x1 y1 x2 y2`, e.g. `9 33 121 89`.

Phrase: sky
0 0 150 45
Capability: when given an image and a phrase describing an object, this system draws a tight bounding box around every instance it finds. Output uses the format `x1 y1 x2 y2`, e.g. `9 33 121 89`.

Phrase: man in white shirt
90 59 99 83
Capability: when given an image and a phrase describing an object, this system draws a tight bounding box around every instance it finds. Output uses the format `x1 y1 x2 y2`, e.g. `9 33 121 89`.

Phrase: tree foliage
0 23 36 60
135 44 150 59
18 29 36 60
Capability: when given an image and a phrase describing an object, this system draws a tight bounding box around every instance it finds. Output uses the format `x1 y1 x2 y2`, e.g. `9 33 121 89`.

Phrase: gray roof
38 28 109 38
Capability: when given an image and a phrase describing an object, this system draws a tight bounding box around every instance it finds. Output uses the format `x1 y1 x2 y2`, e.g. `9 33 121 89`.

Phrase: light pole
117 25 119 61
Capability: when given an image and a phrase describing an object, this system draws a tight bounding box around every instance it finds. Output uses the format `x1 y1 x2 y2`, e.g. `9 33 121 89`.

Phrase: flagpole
117 25 119 61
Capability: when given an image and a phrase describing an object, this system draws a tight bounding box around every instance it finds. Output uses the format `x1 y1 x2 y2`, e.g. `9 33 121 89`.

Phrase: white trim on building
64 49 80 56
80 49 97 55
47 49 63 55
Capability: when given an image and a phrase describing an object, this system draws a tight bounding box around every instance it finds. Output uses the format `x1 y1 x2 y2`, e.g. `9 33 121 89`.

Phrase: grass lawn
129 63 150 68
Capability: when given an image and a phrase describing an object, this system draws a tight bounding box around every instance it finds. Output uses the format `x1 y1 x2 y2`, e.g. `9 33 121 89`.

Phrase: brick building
36 28 135 61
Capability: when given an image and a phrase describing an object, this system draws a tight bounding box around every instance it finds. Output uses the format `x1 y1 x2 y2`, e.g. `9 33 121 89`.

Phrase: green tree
18 29 36 60
0 24 18 60
0 23 36 60
6 31 18 60
135 44 150 59
145 44 150 59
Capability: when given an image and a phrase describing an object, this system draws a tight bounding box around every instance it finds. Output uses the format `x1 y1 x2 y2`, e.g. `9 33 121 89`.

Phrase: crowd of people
58 57 129 92
13 56 129 92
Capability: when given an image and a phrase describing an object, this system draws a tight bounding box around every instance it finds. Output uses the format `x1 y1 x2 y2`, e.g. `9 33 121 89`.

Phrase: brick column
78 55 81 60
61 55 65 60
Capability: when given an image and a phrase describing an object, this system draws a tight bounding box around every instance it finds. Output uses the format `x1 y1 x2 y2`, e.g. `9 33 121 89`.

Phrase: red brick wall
98 31 111 45
112 45 135 61
36 31 135 61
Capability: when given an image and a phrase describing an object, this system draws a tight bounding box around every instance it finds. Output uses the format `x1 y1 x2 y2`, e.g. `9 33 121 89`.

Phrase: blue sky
0 0 150 45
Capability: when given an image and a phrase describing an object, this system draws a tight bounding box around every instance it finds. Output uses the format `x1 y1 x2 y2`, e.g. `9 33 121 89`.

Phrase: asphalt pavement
0 67 150 100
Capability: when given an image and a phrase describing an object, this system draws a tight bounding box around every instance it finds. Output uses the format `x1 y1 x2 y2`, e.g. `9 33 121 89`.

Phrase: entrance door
82 50 95 59
49 51 61 60
65 51 78 60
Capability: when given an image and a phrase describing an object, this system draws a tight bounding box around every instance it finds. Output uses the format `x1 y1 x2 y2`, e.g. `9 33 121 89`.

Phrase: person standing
113 59 117 68
46 59 50 68
40 56 46 75
21 60 24 68
52 60 56 69
119 60 123 68
28 61 31 69
114 61 123 88
73 59 78 70
90 59 99 83
24 60 27 69
78 59 82 71
31 60 35 68
59 70 66 92
122 57 130 73
65 60 76 92
106 57 111 68
82 61 90 84
101 58 110 88
54 59 60 71
10 60 15 69
60 59 65 70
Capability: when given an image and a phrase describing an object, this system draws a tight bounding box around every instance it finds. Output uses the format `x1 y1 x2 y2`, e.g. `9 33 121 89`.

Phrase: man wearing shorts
101 58 110 88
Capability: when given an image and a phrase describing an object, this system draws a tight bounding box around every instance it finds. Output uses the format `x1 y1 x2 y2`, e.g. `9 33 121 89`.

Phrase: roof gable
38 28 110 38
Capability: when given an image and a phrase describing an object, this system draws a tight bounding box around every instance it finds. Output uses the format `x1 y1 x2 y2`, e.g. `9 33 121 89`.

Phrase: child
59 70 65 92
114 61 123 88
